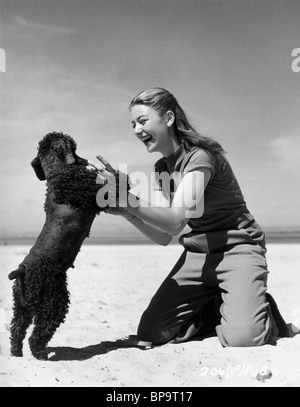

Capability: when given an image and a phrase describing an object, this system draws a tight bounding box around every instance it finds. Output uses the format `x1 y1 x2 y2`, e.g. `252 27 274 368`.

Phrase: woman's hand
88 154 116 174
87 155 132 213
87 155 118 194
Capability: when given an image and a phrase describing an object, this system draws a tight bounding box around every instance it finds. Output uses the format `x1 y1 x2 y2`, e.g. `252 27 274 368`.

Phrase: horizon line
1 230 300 246
1 228 300 240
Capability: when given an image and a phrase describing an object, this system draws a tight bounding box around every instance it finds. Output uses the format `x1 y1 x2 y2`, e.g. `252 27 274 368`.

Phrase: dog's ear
8 267 25 281
31 157 46 180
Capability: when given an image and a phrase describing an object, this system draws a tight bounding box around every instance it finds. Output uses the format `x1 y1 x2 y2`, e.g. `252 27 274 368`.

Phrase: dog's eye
52 146 65 162
47 154 57 164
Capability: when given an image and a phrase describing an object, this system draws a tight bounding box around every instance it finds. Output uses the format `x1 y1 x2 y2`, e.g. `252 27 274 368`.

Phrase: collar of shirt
163 143 186 172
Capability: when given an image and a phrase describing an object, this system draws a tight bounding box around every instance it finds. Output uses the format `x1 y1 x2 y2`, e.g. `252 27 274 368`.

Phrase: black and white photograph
0 0 300 389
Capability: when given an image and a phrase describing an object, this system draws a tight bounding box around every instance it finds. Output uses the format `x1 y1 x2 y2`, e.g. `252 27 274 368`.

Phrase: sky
0 0 300 239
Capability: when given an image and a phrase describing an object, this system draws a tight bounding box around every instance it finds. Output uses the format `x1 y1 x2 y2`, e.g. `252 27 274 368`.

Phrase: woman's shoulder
185 146 214 163
181 146 221 177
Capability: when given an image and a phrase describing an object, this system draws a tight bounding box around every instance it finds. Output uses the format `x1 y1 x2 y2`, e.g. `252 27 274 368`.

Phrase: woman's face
130 104 172 155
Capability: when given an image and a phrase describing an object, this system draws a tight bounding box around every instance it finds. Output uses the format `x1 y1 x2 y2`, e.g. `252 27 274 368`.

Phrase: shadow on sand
46 339 149 362
46 323 300 362
46 332 217 362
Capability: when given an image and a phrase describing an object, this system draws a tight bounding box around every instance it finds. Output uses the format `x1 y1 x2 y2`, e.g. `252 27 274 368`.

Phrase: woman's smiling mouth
141 135 154 146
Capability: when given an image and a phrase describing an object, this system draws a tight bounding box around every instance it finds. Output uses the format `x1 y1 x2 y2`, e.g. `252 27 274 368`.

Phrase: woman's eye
132 119 147 129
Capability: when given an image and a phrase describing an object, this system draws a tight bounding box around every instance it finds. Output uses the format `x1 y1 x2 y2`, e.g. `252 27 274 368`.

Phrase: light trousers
137 223 284 347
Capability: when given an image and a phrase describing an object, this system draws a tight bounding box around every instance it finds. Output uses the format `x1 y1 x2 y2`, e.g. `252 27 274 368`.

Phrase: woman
91 87 287 347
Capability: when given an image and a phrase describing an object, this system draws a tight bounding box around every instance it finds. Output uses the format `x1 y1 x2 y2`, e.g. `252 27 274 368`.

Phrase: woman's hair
129 87 225 155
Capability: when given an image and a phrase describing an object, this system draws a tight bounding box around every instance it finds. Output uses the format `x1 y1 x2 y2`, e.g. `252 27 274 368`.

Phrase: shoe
114 335 152 350
266 293 289 338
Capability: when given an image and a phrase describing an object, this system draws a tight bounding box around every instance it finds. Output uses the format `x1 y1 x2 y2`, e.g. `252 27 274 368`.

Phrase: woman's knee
137 310 178 345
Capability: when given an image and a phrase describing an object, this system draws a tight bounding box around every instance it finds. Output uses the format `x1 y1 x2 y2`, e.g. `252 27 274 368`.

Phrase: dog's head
31 132 86 180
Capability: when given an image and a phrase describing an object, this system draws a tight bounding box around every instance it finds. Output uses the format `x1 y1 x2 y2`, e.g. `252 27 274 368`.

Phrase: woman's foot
266 293 289 337
287 307 300 337
114 335 152 349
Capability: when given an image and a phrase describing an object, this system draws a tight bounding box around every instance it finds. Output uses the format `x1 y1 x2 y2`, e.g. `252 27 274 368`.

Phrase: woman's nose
134 124 143 136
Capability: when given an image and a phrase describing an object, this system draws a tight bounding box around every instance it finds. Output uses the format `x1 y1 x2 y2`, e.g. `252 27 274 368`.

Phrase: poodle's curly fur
37 132 77 159
9 132 129 360
10 257 69 360
47 165 101 211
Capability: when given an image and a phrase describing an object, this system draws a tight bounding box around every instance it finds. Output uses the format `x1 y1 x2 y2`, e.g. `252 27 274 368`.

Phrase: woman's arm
126 169 211 236
88 159 173 245
104 207 173 246
127 214 173 246
89 157 210 239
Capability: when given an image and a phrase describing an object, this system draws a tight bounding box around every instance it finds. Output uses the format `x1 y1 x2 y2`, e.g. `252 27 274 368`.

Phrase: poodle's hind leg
27 265 70 360
28 320 55 360
28 309 68 361
10 280 33 357
28 290 70 360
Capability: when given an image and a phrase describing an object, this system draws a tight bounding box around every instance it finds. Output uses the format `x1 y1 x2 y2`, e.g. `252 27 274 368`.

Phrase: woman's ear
165 110 176 127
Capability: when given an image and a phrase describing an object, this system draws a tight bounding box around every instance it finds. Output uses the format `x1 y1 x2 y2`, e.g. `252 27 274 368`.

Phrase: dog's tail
8 265 26 281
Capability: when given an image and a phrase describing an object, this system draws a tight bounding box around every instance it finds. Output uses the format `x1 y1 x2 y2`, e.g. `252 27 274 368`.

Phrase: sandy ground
0 243 300 388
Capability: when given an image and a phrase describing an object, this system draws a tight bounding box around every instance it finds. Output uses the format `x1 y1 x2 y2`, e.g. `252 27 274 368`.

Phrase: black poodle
8 132 127 360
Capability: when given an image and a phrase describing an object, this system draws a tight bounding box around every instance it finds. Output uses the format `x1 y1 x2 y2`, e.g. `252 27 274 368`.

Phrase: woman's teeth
143 136 153 145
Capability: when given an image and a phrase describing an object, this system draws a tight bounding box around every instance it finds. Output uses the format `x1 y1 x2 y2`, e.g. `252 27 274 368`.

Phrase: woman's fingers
88 155 117 176
87 159 116 188
96 173 108 186
96 155 117 174
87 160 105 172
86 164 97 172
